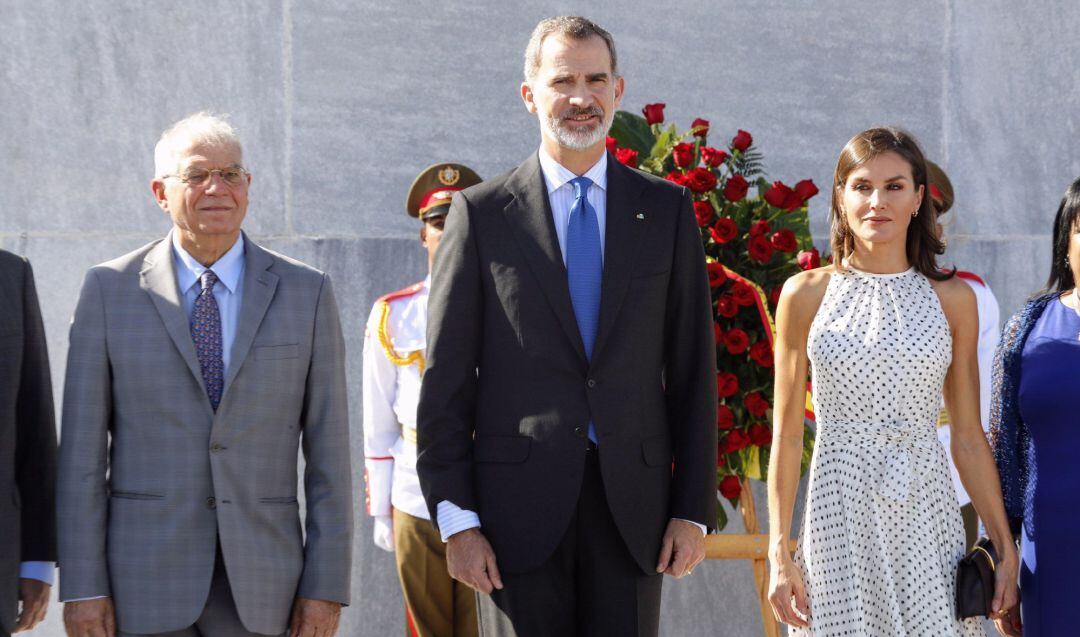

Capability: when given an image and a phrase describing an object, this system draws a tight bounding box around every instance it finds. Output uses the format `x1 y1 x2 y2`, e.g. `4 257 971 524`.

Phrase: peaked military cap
406 163 482 220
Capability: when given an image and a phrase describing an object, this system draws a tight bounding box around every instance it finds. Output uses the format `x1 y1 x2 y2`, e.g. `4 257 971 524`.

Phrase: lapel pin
635 213 645 220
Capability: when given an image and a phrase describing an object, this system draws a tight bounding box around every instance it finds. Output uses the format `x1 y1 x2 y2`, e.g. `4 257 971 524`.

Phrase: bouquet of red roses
610 103 818 528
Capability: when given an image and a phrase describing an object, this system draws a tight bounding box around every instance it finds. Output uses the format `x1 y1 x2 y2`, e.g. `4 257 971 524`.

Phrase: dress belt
816 419 938 503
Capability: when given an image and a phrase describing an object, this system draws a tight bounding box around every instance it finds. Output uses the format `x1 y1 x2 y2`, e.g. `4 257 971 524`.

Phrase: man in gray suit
57 112 353 637
0 251 57 635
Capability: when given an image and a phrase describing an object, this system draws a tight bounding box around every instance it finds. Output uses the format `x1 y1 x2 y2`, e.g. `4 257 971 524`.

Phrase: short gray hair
523 16 619 83
153 111 242 177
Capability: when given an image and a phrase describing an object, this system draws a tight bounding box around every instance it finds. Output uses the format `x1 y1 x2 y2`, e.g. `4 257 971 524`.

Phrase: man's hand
289 598 342 637
446 528 503 594
14 578 50 632
655 519 705 578
63 597 116 637
373 515 394 553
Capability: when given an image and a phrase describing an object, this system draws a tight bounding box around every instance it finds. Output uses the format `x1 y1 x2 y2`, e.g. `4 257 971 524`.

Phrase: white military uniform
363 277 430 523
938 271 1000 506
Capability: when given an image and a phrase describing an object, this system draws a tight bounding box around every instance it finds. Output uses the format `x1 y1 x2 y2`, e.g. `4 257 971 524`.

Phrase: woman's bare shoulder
929 275 977 327
779 266 833 325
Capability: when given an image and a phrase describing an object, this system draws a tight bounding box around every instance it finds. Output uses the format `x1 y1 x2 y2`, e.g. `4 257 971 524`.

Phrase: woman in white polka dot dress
765 127 1019 636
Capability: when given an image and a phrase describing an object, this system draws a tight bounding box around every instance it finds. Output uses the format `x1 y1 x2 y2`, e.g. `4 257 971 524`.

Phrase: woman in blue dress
992 176 1080 636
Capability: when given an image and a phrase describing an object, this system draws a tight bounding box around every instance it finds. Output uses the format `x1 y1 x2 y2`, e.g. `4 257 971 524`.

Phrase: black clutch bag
956 537 997 618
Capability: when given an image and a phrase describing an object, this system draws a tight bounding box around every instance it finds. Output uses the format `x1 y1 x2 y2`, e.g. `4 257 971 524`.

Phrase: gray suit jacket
57 234 353 635
0 251 57 634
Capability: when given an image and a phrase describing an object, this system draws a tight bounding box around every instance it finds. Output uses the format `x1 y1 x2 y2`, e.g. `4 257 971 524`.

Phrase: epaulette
375 281 427 373
377 281 425 304
954 270 987 288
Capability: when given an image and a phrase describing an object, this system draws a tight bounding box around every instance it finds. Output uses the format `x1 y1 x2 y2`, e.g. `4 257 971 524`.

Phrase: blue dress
1016 297 1080 635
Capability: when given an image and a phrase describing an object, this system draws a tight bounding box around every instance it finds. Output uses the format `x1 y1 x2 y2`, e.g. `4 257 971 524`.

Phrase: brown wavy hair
830 127 952 281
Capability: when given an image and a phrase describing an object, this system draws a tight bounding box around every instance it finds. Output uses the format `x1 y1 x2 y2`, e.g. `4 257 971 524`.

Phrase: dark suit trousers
477 448 663 637
119 543 284 637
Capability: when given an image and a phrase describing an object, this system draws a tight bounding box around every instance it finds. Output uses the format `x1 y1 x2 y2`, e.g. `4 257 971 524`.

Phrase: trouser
119 543 284 637
393 508 478 637
476 446 664 637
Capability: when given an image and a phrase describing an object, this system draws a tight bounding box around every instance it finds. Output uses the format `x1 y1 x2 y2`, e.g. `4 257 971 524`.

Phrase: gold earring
913 208 920 218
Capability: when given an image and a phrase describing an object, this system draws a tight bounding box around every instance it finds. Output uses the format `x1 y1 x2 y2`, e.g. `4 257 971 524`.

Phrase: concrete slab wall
2 1 1068 634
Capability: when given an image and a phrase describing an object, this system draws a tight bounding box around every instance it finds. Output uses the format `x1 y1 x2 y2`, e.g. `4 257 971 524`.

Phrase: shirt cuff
19 561 55 586
674 518 708 535
65 596 109 602
436 500 481 542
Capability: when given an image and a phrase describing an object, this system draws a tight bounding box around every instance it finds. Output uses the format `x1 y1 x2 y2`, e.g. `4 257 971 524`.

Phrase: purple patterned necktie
191 270 224 410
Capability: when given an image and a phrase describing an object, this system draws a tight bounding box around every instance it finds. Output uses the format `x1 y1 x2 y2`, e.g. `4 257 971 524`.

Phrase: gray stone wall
2 1 1070 635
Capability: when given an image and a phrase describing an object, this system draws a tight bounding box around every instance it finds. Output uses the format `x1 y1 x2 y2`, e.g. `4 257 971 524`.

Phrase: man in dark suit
417 16 718 636
0 250 57 635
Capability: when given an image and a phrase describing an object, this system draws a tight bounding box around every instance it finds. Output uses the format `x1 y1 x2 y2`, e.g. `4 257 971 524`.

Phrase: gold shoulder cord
377 300 426 374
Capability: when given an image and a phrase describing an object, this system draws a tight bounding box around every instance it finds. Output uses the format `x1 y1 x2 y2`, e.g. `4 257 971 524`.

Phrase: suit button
206 497 216 510
586 379 597 388
210 443 225 452
573 426 586 439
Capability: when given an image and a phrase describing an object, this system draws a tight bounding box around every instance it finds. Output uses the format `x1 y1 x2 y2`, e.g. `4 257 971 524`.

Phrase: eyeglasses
163 167 249 187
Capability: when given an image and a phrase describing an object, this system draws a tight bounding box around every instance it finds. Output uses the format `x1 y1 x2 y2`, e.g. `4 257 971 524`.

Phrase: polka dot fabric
792 266 984 636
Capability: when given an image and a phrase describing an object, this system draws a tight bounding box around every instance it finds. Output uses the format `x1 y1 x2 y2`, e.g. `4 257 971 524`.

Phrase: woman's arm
934 278 1019 619
766 268 828 628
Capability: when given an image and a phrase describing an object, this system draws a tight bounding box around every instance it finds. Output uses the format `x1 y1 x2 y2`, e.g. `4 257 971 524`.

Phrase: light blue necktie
566 176 602 444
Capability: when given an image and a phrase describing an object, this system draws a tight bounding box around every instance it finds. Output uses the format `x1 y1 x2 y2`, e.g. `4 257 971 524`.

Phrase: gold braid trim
377 300 426 374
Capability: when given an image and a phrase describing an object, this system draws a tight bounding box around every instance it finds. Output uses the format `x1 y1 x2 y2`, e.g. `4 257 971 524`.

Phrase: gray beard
541 111 613 151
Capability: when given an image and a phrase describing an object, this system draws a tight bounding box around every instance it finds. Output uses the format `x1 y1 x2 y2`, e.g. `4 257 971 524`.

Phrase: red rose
797 247 821 270
713 322 721 344
711 217 738 244
615 147 638 168
606 136 617 154
763 181 794 209
716 372 739 398
716 295 738 318
672 142 695 169
749 422 772 447
731 280 756 307
691 117 710 138
685 167 718 194
724 429 751 453
768 285 783 307
706 262 728 288
642 103 666 125
723 328 749 355
717 404 735 429
744 391 770 417
723 174 749 201
694 200 714 227
771 229 798 253
749 219 771 237
731 129 753 152
794 179 820 201
701 146 728 167
719 474 742 500
748 234 774 263
665 170 687 187
749 340 773 368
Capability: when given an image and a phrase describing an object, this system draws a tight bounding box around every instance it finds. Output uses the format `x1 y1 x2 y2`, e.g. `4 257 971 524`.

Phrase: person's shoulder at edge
930 274 978 328
778 266 832 323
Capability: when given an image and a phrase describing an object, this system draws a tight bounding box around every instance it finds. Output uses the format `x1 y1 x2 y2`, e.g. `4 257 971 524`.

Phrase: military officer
363 163 482 637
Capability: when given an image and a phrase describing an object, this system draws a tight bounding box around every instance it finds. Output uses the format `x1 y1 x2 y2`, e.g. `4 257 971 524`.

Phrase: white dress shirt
437 149 706 540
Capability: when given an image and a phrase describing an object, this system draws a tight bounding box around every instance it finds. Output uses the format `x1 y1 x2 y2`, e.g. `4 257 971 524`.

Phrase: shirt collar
537 146 608 196
171 231 246 294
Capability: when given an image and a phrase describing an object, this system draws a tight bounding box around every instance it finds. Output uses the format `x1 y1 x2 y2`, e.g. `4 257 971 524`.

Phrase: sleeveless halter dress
792 266 984 636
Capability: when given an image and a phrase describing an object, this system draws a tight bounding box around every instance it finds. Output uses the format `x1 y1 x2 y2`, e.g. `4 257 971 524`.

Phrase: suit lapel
221 234 279 401
593 158 647 362
502 155 588 363
139 236 209 401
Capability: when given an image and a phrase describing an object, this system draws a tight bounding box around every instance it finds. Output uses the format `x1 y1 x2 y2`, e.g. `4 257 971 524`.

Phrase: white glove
373 515 394 553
